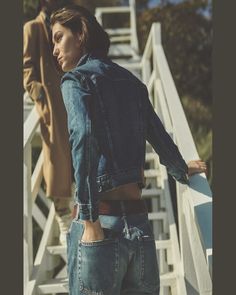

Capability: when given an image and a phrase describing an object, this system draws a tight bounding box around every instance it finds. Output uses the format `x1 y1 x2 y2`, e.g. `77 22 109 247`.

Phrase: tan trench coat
23 11 72 198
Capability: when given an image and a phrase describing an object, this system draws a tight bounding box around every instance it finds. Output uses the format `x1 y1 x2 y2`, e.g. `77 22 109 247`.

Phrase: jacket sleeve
61 72 100 222
143 86 189 185
23 21 45 102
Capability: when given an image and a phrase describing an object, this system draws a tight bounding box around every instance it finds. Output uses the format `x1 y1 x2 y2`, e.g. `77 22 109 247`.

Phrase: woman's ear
75 32 82 47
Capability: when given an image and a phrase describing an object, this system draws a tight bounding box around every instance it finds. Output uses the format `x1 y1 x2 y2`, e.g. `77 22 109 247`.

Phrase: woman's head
51 4 110 72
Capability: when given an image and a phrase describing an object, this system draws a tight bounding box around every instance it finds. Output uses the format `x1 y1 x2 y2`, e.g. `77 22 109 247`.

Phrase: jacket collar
76 50 110 67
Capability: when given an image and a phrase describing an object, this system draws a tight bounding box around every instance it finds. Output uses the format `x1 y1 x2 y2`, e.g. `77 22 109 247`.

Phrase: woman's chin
61 63 76 72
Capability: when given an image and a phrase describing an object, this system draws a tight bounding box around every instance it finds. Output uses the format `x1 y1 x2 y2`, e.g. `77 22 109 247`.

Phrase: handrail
24 106 40 149
141 22 212 293
24 105 56 294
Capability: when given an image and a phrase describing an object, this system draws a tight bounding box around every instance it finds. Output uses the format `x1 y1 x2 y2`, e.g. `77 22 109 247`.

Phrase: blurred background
24 0 212 185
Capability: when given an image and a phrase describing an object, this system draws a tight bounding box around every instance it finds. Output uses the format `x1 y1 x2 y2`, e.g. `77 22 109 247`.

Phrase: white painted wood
141 188 162 199
155 239 171 250
147 70 156 93
32 203 47 230
110 35 131 42
109 44 136 56
161 166 187 295
182 192 212 294
26 205 59 295
129 0 139 53
144 169 159 178
24 106 40 148
148 211 167 221
47 245 66 255
95 6 131 14
37 278 69 294
38 188 52 210
31 151 43 202
160 272 176 287
106 28 131 36
155 79 173 134
24 144 33 293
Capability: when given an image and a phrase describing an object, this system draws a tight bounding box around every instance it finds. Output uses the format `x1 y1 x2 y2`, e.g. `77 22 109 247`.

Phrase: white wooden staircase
24 1 212 294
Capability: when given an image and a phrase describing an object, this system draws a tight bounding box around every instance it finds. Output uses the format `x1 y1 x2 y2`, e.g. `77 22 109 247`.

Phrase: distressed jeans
66 210 160 295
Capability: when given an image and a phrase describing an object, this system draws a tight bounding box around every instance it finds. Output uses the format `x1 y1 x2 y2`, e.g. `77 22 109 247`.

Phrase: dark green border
213 0 236 294
0 1 23 294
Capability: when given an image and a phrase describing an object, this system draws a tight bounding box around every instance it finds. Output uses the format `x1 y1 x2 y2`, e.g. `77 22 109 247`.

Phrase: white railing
24 106 58 295
95 0 139 57
141 23 212 294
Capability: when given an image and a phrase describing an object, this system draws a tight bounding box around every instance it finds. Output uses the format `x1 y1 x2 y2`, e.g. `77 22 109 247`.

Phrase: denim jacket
61 52 189 222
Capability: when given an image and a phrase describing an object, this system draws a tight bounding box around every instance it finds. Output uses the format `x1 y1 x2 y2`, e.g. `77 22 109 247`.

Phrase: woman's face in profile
52 22 82 72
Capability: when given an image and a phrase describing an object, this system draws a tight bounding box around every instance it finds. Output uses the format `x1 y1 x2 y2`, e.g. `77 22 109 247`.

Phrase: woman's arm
61 72 100 223
143 86 189 184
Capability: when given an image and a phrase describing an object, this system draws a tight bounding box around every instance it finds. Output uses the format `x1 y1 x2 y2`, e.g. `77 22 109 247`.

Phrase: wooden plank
32 203 47 230
142 188 162 198
110 35 131 42
106 28 131 35
37 278 69 294
24 106 40 148
24 144 33 292
148 211 166 221
26 205 59 295
155 239 171 250
31 151 44 202
144 169 159 178
95 7 130 14
182 194 212 294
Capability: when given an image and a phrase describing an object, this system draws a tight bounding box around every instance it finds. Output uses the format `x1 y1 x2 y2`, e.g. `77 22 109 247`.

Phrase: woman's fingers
187 159 207 176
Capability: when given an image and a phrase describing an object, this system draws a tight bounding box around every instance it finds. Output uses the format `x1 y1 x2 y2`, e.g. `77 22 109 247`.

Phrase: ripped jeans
66 210 160 295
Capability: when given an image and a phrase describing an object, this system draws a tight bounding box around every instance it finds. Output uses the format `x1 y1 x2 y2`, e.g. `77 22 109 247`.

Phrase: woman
51 5 206 295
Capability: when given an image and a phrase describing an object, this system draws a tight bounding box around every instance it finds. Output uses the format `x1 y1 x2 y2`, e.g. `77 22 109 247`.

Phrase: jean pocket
78 235 119 294
138 238 160 293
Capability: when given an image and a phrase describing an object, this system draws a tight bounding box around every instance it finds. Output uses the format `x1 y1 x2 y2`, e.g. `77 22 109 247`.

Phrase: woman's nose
53 46 59 57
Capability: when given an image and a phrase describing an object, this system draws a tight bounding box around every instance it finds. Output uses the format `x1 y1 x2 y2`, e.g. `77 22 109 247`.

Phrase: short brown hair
50 4 110 56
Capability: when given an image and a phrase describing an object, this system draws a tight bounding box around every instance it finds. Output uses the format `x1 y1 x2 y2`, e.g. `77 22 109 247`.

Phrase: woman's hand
81 219 105 242
187 159 207 176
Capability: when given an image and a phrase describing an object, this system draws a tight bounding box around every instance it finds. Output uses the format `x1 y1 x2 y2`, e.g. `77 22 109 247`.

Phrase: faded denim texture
67 211 160 295
61 52 189 222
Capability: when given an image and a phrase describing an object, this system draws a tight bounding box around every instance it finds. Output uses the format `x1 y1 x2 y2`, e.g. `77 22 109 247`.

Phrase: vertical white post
96 10 102 26
24 143 33 292
129 0 139 54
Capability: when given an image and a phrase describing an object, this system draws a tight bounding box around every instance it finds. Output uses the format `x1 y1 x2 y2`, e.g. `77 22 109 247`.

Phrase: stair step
47 245 66 255
160 272 176 287
109 44 136 57
145 152 158 162
38 278 68 294
144 169 159 178
106 28 131 35
142 188 162 198
155 239 171 250
148 211 167 221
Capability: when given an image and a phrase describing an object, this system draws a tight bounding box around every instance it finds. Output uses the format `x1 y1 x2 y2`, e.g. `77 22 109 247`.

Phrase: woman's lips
58 57 63 65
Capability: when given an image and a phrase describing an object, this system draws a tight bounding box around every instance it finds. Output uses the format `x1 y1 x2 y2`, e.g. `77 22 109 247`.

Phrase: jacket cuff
78 203 99 222
174 172 190 185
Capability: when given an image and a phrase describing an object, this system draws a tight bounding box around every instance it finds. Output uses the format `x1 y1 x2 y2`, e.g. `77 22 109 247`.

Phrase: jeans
67 211 160 295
